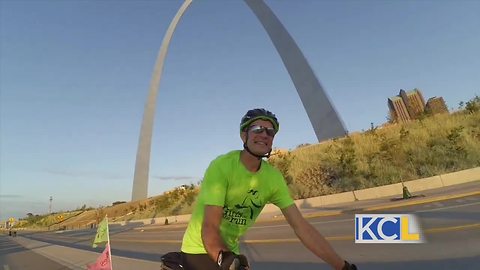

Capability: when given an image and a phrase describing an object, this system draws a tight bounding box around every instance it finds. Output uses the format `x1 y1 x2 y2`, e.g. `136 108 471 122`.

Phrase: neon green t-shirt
181 150 294 254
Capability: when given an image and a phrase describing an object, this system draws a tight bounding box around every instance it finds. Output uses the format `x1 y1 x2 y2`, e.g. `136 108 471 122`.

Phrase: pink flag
87 243 112 270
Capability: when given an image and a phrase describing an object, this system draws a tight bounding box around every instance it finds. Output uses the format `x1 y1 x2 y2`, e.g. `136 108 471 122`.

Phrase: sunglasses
248 125 277 137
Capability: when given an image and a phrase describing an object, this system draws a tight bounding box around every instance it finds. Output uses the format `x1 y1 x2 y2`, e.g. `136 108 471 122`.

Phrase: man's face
241 119 275 156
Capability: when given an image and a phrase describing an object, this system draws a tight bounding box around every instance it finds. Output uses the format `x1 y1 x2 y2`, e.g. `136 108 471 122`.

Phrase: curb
363 190 480 211
301 190 480 219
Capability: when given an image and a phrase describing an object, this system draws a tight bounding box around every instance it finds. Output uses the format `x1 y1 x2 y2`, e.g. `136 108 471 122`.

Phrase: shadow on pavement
0 236 28 256
251 255 480 270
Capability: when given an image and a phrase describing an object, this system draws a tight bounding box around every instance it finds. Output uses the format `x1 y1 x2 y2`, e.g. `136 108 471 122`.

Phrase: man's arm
281 204 346 270
201 205 229 262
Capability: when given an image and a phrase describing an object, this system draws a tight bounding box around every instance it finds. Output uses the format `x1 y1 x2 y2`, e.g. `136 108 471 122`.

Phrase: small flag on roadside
93 217 109 248
87 243 112 270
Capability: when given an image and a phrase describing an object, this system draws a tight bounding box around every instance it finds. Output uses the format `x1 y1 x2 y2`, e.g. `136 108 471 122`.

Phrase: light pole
49 196 53 214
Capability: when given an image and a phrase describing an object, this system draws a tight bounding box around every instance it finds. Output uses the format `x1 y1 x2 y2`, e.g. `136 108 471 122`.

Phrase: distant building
401 89 426 118
388 88 444 123
426 96 449 115
388 96 411 123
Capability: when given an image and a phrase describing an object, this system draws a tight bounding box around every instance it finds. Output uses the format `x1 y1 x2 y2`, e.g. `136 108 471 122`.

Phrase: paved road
242 195 480 269
0 235 69 270
5 191 479 269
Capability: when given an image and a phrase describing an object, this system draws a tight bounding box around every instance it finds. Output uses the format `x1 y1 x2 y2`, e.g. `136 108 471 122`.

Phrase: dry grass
270 110 480 199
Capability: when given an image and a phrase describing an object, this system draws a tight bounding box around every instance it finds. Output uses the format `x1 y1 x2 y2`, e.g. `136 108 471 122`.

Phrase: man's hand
342 260 358 270
236 254 250 270
217 251 250 270
217 251 238 270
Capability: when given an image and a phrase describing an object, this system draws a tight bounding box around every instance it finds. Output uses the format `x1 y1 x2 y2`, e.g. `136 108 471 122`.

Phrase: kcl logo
355 214 424 243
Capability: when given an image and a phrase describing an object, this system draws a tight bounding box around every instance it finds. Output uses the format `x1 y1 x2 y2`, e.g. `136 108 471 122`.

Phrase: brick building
388 89 447 123
388 89 426 123
426 96 449 114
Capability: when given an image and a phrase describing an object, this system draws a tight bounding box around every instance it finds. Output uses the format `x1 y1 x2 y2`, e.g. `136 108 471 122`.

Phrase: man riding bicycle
161 108 357 270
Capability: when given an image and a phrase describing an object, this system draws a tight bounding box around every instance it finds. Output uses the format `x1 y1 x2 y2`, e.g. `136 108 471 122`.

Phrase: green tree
465 95 480 113
337 136 357 177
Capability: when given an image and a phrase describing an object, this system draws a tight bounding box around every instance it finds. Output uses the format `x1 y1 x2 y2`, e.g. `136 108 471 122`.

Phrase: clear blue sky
1 0 479 221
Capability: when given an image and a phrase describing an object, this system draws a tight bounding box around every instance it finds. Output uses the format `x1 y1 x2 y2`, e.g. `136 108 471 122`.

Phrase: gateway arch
131 0 347 201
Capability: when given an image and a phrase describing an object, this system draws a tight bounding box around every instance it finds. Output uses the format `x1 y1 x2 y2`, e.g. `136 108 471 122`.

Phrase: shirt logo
223 189 262 225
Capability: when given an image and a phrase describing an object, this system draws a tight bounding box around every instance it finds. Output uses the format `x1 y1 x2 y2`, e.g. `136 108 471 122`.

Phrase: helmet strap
243 133 272 160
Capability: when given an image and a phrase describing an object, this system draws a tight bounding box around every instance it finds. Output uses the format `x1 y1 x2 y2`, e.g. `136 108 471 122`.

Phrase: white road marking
416 201 480 213
433 202 444 207
254 201 480 229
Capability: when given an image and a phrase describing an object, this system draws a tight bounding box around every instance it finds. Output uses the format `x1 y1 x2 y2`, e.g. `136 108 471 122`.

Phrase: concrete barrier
404 175 443 193
293 194 325 208
140 214 192 225
353 183 404 200
440 167 480 186
163 214 191 224
320 191 356 205
110 213 192 226
263 191 356 213
174 167 478 218
261 203 280 213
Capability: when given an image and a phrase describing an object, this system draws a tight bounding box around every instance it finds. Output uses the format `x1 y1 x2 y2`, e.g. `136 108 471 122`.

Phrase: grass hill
269 106 479 199
10 96 480 230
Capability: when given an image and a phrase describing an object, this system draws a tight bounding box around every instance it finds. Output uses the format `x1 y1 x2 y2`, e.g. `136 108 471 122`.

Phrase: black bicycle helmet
240 108 279 159
240 108 279 132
